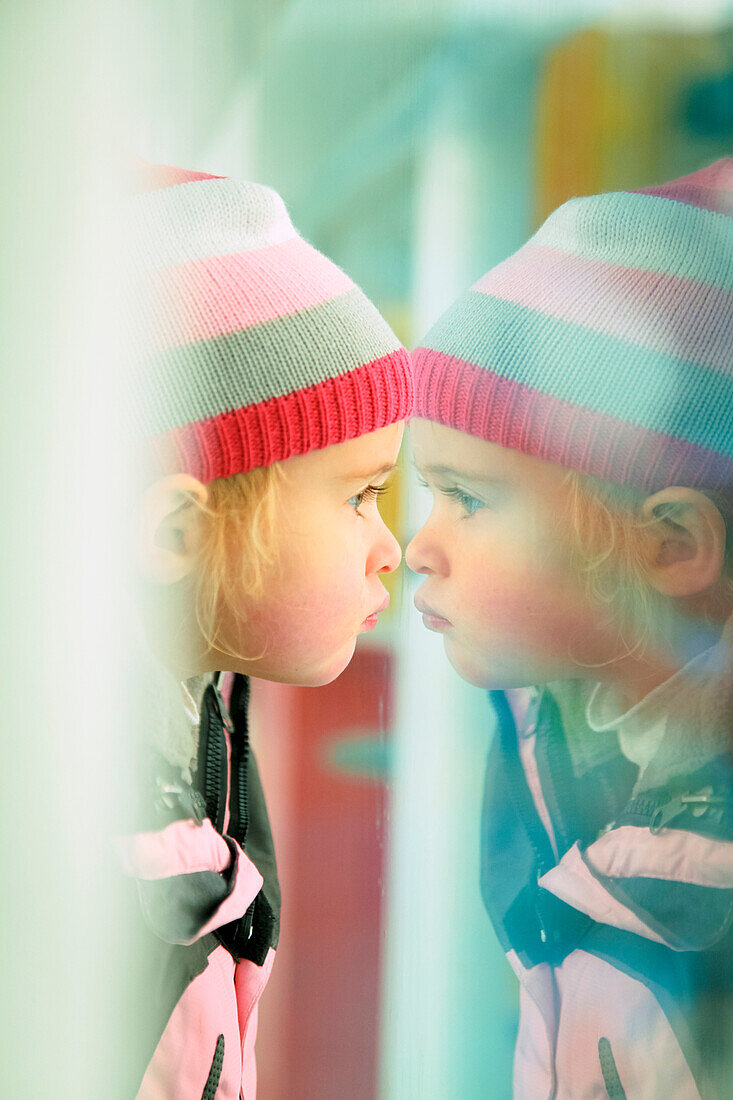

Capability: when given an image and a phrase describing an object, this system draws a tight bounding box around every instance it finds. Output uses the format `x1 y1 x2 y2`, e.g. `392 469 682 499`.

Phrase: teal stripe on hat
533 191 733 291
423 291 733 458
140 287 402 435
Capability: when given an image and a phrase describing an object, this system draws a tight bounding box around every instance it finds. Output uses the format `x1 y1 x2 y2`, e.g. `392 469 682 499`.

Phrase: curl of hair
190 463 286 661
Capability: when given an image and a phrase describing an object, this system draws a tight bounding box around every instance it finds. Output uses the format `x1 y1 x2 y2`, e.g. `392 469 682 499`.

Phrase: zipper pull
650 797 686 834
650 787 724 834
154 777 206 825
680 786 724 817
213 684 235 735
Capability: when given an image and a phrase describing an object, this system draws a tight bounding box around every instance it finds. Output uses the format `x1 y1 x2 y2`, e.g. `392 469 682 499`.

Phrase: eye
349 483 390 515
414 470 489 517
440 486 484 517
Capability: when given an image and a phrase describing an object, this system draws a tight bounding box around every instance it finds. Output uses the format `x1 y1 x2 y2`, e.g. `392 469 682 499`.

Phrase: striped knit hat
412 159 733 493
130 162 412 483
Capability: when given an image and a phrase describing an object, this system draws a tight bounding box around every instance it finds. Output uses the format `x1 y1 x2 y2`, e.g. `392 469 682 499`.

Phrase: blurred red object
252 644 394 1100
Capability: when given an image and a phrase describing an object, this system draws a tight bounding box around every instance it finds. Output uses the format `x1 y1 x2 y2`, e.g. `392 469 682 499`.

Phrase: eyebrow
341 462 397 483
414 462 503 485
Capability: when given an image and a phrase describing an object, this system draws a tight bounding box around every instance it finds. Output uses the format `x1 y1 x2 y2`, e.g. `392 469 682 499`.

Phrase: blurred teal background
2 2 731 1097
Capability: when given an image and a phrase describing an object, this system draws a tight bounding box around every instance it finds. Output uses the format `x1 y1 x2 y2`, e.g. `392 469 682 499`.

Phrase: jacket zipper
201 684 227 833
229 677 256 941
492 691 555 875
492 690 595 957
224 676 250 849
210 675 256 946
540 693 585 857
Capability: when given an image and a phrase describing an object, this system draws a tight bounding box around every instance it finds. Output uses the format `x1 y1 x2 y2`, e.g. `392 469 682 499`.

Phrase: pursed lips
413 594 452 624
364 593 390 620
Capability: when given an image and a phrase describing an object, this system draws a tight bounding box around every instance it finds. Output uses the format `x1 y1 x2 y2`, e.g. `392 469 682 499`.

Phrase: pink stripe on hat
152 236 356 349
474 244 733 372
131 159 225 194
635 181 732 216
634 158 733 215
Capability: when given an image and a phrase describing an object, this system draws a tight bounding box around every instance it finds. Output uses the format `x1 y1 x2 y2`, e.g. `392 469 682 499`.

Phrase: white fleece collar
585 615 733 792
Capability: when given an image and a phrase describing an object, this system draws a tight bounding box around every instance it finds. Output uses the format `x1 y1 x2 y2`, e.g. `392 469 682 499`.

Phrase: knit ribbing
147 349 412 482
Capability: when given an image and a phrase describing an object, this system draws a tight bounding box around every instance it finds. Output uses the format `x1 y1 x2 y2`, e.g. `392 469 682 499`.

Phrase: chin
444 637 538 691
315 640 359 686
442 638 490 688
286 637 359 688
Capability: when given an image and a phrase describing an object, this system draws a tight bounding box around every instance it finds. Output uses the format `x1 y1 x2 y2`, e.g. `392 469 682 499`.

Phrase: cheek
234 540 365 650
453 542 599 659
277 539 364 615
245 588 343 651
453 538 541 615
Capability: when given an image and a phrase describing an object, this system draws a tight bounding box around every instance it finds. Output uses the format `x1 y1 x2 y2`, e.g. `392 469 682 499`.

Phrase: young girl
407 160 733 1098
121 162 412 1098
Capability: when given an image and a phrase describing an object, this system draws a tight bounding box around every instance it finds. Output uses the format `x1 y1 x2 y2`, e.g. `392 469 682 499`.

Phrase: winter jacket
118 671 280 1100
481 683 733 1099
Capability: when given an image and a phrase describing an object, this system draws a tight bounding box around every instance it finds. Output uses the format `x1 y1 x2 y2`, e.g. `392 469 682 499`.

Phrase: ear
641 486 726 598
137 475 208 585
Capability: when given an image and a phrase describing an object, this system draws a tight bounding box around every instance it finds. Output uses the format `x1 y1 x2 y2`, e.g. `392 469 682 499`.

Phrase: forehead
281 421 404 484
408 419 571 495
409 419 521 477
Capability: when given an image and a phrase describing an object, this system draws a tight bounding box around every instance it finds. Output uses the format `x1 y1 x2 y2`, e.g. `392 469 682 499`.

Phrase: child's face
214 422 404 686
406 419 627 690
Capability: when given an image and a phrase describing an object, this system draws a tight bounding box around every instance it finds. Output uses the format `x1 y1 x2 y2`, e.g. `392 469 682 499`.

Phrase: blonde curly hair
190 462 287 660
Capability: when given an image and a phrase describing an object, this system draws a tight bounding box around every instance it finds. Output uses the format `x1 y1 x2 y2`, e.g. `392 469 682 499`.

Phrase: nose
405 517 444 576
370 513 402 575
